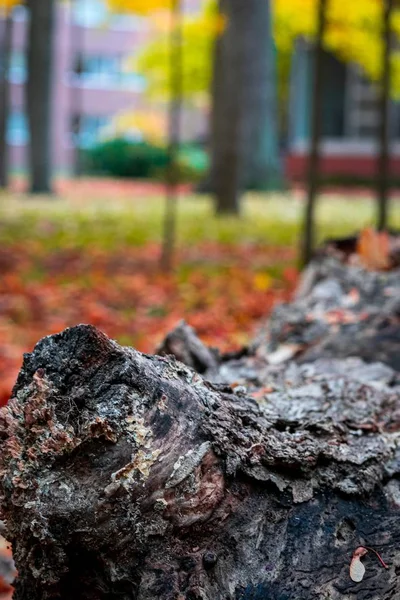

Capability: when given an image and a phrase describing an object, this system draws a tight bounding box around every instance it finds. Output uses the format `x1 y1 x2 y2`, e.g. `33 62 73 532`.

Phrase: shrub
84 138 209 182
84 138 170 179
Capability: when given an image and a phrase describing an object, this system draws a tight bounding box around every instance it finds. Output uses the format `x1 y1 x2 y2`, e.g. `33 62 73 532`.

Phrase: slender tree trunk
0 10 13 189
161 0 183 271
210 0 280 215
26 0 55 194
70 0 84 178
300 0 328 266
211 0 241 215
198 0 223 195
377 0 393 232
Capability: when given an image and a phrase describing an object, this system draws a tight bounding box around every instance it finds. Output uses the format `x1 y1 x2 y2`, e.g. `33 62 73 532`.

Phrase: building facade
286 39 400 181
5 0 203 175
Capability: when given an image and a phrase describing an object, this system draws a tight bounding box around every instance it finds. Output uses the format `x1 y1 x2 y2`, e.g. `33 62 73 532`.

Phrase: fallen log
1 324 400 599
252 235 400 372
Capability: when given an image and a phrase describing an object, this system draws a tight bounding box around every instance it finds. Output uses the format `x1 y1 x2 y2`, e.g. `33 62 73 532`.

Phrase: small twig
363 546 389 569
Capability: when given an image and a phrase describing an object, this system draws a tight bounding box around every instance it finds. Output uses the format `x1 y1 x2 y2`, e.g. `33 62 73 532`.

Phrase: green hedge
84 139 170 179
83 138 209 181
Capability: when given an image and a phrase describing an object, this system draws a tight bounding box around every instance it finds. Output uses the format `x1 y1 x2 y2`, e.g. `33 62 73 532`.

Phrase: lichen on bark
0 319 399 599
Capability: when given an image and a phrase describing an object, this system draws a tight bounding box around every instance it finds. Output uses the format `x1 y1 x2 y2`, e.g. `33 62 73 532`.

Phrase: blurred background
0 0 399 413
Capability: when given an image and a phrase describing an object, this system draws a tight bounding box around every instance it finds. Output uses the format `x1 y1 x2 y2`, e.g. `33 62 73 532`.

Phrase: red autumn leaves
0 242 297 407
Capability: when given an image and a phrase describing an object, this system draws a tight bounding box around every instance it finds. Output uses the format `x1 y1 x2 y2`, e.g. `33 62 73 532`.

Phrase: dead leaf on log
350 546 389 583
356 228 390 271
350 547 367 582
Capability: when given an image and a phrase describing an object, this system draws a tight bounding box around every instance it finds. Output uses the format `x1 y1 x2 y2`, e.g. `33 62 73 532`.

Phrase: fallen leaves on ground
0 242 297 406
0 536 15 600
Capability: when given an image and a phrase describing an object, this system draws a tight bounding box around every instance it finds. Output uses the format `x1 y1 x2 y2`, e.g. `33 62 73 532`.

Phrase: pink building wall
6 1 204 174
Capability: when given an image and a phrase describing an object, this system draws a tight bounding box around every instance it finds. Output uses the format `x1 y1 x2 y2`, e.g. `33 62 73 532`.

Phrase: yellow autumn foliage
0 0 20 16
135 2 224 102
107 0 171 15
274 0 400 95
132 0 400 102
105 109 166 145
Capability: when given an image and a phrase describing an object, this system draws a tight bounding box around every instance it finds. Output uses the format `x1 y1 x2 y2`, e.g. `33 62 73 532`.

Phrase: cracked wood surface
0 320 399 599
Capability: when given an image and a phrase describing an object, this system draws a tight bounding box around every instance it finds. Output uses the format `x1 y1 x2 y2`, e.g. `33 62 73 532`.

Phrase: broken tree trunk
252 234 400 372
1 323 400 600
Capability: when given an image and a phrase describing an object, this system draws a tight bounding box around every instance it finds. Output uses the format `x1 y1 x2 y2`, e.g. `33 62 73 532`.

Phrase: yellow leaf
253 273 272 291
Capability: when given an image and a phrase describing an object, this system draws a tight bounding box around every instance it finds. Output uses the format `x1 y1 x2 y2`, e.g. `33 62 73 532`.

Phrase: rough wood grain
1 323 400 599
253 251 400 372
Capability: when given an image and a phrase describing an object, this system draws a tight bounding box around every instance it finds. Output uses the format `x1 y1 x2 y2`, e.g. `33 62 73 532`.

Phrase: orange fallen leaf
357 228 390 271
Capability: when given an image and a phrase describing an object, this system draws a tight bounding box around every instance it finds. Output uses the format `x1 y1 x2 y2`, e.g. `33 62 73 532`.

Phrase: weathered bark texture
210 0 281 214
157 320 219 374
1 237 400 599
1 321 400 599
26 0 55 194
253 237 400 372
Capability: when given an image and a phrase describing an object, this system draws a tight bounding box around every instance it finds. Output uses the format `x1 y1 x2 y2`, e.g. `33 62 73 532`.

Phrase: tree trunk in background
377 0 393 231
0 11 13 189
210 0 280 215
161 0 183 271
301 0 327 266
26 0 55 194
70 0 84 178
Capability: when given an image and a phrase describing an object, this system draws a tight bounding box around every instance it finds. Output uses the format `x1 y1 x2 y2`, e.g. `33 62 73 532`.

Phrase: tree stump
1 323 400 599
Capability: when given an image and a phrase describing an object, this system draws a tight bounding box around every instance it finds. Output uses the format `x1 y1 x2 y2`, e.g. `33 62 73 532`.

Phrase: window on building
8 51 27 84
7 111 29 146
109 14 145 31
72 114 111 149
72 53 146 91
391 103 400 139
345 68 380 139
72 0 146 30
72 0 108 28
12 5 29 22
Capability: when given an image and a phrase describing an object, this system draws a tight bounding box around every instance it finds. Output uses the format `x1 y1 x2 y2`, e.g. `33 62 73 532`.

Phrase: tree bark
26 0 55 194
70 0 85 178
161 0 183 271
156 319 219 373
254 234 400 372
301 0 328 266
210 0 281 215
0 11 13 189
1 319 400 599
377 0 393 231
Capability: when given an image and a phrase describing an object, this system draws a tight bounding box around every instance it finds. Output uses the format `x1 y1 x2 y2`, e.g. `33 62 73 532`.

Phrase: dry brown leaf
357 228 390 271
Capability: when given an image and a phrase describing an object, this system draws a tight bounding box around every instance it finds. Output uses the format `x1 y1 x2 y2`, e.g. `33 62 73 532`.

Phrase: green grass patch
0 188 399 252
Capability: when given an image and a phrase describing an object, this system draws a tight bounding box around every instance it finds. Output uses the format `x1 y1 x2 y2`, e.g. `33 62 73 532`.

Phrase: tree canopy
135 1 223 105
106 0 171 14
0 0 20 15
133 0 400 104
276 0 400 95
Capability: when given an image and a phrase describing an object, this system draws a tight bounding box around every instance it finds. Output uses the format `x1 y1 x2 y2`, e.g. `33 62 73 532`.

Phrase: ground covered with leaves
0 178 399 411
0 241 297 407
